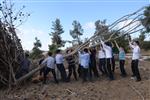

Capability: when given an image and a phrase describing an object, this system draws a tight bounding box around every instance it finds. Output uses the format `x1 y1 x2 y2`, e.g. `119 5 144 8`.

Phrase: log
15 65 44 85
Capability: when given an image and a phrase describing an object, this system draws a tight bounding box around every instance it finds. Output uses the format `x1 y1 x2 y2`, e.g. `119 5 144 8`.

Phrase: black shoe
109 77 115 81
136 78 141 82
43 81 46 84
55 81 59 84
75 78 78 81
65 79 70 82
120 74 127 77
82 79 87 83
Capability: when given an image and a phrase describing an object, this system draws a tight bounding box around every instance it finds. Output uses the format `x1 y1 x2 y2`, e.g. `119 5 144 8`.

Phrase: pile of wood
0 21 24 88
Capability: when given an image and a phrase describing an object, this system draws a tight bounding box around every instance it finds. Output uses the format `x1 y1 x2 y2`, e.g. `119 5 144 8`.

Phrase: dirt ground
0 60 150 100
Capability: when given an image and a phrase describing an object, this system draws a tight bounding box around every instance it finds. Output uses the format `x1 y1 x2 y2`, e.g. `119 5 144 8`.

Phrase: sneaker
131 76 136 80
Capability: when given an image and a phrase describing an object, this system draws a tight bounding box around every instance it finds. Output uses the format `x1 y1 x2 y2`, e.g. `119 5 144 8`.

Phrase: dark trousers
82 67 89 82
131 60 141 80
40 66 46 76
43 67 58 83
56 64 67 81
106 58 114 80
111 56 115 72
78 64 82 78
89 60 99 78
119 60 127 76
99 58 107 75
67 64 77 80
15 68 29 79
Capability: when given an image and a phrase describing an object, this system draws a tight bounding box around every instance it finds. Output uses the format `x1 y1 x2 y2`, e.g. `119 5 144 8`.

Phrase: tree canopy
30 37 42 59
70 20 83 45
49 18 65 53
141 5 150 33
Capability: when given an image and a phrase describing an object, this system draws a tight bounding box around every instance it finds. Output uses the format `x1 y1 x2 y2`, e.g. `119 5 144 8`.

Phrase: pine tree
50 18 64 47
70 20 83 44
30 37 42 59
49 18 65 53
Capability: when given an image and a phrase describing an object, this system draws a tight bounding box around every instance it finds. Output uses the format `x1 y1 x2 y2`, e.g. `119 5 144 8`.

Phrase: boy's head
56 49 61 54
48 51 53 56
84 48 88 53
133 41 139 46
105 42 112 47
119 47 124 51
25 53 29 58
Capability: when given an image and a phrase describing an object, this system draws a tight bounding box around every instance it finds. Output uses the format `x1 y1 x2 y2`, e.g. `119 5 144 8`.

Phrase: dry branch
128 83 145 100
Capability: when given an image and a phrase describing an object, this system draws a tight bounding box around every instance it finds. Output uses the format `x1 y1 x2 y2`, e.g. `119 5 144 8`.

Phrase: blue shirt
119 51 125 60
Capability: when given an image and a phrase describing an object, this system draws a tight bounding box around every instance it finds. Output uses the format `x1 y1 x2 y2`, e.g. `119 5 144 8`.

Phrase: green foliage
141 5 150 33
70 20 83 44
141 41 150 51
138 32 145 42
133 32 150 51
95 20 108 34
30 37 42 59
114 36 129 53
136 32 150 51
34 37 42 48
49 18 65 47
48 44 58 54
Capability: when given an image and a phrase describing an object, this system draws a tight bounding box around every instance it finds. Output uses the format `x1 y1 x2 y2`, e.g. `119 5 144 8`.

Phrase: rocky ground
0 60 150 100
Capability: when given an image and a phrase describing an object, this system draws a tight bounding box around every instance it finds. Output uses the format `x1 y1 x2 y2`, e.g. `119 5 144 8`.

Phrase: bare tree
0 0 30 88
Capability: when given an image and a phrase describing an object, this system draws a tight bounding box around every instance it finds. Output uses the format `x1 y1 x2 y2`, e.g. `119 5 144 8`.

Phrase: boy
114 41 127 77
79 48 90 82
101 40 115 80
129 41 141 82
15 53 31 79
98 45 107 76
42 52 58 84
89 48 99 78
55 49 67 82
66 49 77 81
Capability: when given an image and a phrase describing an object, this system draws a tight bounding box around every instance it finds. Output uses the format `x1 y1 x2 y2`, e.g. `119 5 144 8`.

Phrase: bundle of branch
65 6 145 56
15 6 146 85
0 21 24 88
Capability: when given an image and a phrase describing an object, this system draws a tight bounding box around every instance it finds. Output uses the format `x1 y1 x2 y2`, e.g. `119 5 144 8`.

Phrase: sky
4 0 149 51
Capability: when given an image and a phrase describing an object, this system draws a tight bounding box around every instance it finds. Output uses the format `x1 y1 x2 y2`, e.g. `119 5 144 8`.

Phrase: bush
141 41 150 51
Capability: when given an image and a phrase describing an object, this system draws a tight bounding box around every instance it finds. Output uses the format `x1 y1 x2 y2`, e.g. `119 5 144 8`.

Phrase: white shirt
55 54 64 64
78 56 81 64
98 50 106 59
42 56 55 69
101 40 112 58
79 52 90 68
129 43 141 60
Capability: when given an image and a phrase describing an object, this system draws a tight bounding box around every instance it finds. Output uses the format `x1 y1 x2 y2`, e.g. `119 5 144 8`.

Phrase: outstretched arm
129 41 135 49
100 39 109 49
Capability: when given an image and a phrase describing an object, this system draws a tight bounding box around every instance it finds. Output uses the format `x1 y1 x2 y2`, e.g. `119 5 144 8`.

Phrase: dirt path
0 61 150 100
